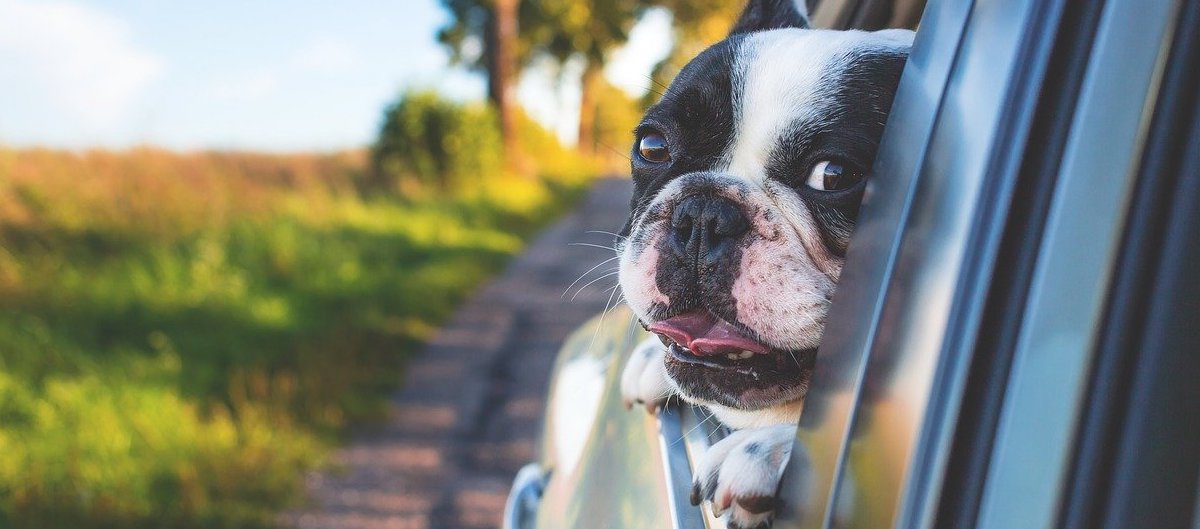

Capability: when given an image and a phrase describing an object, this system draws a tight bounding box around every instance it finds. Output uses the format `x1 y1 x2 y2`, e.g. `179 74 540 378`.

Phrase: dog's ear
729 0 810 35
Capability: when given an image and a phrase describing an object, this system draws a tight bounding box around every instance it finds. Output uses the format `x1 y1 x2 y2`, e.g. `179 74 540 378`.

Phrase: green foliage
372 90 600 197
371 91 504 195
0 145 593 528
653 0 744 45
521 0 642 64
438 0 640 69
437 0 511 73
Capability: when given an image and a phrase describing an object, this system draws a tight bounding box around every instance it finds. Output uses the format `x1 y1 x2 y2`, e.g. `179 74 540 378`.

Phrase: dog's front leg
619 336 673 412
691 424 797 529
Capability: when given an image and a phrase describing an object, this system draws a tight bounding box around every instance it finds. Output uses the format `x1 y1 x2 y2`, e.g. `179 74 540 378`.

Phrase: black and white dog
617 0 912 526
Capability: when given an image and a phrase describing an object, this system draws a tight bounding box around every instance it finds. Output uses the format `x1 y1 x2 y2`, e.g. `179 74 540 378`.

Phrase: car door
771 0 1200 528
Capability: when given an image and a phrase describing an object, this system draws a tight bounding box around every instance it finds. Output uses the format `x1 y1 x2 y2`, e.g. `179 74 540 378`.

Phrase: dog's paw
619 336 672 413
691 424 796 529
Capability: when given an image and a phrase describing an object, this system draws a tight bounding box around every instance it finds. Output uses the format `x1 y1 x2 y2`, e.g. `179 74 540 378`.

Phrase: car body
505 0 1200 527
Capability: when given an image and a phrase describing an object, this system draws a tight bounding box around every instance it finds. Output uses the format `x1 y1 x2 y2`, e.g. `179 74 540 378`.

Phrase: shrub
371 91 504 195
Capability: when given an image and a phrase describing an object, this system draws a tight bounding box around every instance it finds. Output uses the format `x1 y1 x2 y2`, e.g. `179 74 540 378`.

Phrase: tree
440 0 746 161
440 0 646 158
438 0 522 170
521 0 642 155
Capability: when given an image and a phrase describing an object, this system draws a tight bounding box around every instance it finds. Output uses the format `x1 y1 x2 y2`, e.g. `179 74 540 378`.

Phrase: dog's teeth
726 353 740 361
738 351 754 360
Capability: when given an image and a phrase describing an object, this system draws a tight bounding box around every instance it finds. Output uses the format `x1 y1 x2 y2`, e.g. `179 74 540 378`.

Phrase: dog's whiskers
584 230 627 241
561 256 620 299
571 271 619 301
670 407 718 447
623 312 641 362
596 140 633 163
569 242 619 252
584 278 626 359
653 385 674 402
788 350 804 370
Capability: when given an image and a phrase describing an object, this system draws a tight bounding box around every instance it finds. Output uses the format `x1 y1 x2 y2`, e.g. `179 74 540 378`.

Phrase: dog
616 0 912 527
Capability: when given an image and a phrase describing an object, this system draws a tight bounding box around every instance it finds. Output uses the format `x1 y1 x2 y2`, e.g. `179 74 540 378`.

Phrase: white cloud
0 0 162 127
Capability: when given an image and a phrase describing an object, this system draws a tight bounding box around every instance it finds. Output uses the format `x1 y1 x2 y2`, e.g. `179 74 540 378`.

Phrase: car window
773 0 1197 528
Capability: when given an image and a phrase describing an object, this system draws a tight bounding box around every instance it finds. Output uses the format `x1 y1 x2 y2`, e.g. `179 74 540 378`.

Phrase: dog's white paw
691 424 796 529
619 336 672 413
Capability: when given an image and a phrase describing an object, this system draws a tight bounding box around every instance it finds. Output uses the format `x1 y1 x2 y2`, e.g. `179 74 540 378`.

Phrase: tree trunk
490 0 521 172
577 60 601 156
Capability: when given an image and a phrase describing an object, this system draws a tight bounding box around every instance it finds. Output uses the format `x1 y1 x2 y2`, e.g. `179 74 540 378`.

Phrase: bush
371 90 605 200
371 91 504 195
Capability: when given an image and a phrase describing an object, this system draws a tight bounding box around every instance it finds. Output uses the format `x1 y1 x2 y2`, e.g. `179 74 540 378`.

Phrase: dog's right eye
805 160 863 191
637 131 671 164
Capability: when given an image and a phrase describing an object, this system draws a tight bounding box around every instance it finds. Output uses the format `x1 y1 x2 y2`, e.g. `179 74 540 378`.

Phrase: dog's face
617 1 912 415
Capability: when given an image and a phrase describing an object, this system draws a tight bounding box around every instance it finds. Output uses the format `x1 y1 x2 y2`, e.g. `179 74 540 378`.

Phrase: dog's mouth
647 310 816 409
649 311 773 369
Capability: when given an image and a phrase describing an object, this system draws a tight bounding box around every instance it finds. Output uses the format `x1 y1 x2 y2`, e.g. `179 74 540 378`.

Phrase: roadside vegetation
0 0 743 524
0 93 606 528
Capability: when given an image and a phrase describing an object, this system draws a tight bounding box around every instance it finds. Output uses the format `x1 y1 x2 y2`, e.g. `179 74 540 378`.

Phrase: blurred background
0 0 744 527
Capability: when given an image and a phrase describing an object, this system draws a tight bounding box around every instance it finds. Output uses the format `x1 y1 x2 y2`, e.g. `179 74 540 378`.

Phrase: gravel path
281 177 634 529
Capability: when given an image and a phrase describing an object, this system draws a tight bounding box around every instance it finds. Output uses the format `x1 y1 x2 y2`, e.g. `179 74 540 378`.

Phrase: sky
0 0 672 151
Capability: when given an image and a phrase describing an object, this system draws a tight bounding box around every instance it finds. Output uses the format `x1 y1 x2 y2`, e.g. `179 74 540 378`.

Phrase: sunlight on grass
0 146 596 528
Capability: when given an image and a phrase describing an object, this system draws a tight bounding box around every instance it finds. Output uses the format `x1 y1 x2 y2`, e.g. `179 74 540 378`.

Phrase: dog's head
617 0 912 417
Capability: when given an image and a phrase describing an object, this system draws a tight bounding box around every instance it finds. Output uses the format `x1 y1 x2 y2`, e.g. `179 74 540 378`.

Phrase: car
504 0 1200 526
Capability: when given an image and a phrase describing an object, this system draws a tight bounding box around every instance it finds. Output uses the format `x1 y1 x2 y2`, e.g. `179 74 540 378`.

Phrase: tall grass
0 145 595 528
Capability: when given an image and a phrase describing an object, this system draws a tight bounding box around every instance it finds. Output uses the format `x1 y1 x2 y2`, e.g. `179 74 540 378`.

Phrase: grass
0 146 594 528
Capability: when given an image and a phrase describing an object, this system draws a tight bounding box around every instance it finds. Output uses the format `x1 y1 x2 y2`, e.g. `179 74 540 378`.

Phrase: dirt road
281 177 633 529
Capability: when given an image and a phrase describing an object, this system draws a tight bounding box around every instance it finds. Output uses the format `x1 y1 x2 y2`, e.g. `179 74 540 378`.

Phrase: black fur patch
764 48 909 255
730 0 810 34
624 38 743 236
736 494 779 514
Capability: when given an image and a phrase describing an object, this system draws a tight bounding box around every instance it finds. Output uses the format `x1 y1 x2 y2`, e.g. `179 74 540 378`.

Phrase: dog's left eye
805 160 862 191
637 131 671 164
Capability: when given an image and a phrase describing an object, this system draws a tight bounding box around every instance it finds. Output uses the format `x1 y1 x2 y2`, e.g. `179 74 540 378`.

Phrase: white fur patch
619 336 672 410
693 424 799 527
617 240 669 318
724 28 913 185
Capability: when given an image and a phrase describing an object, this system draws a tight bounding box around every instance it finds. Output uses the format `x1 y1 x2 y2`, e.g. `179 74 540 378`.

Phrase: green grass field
0 147 592 528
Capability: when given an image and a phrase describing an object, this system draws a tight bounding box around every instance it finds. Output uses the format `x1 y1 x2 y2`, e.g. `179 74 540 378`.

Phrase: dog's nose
670 195 749 265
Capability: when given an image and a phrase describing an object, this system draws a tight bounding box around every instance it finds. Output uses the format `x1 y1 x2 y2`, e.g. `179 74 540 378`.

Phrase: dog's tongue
649 311 770 357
